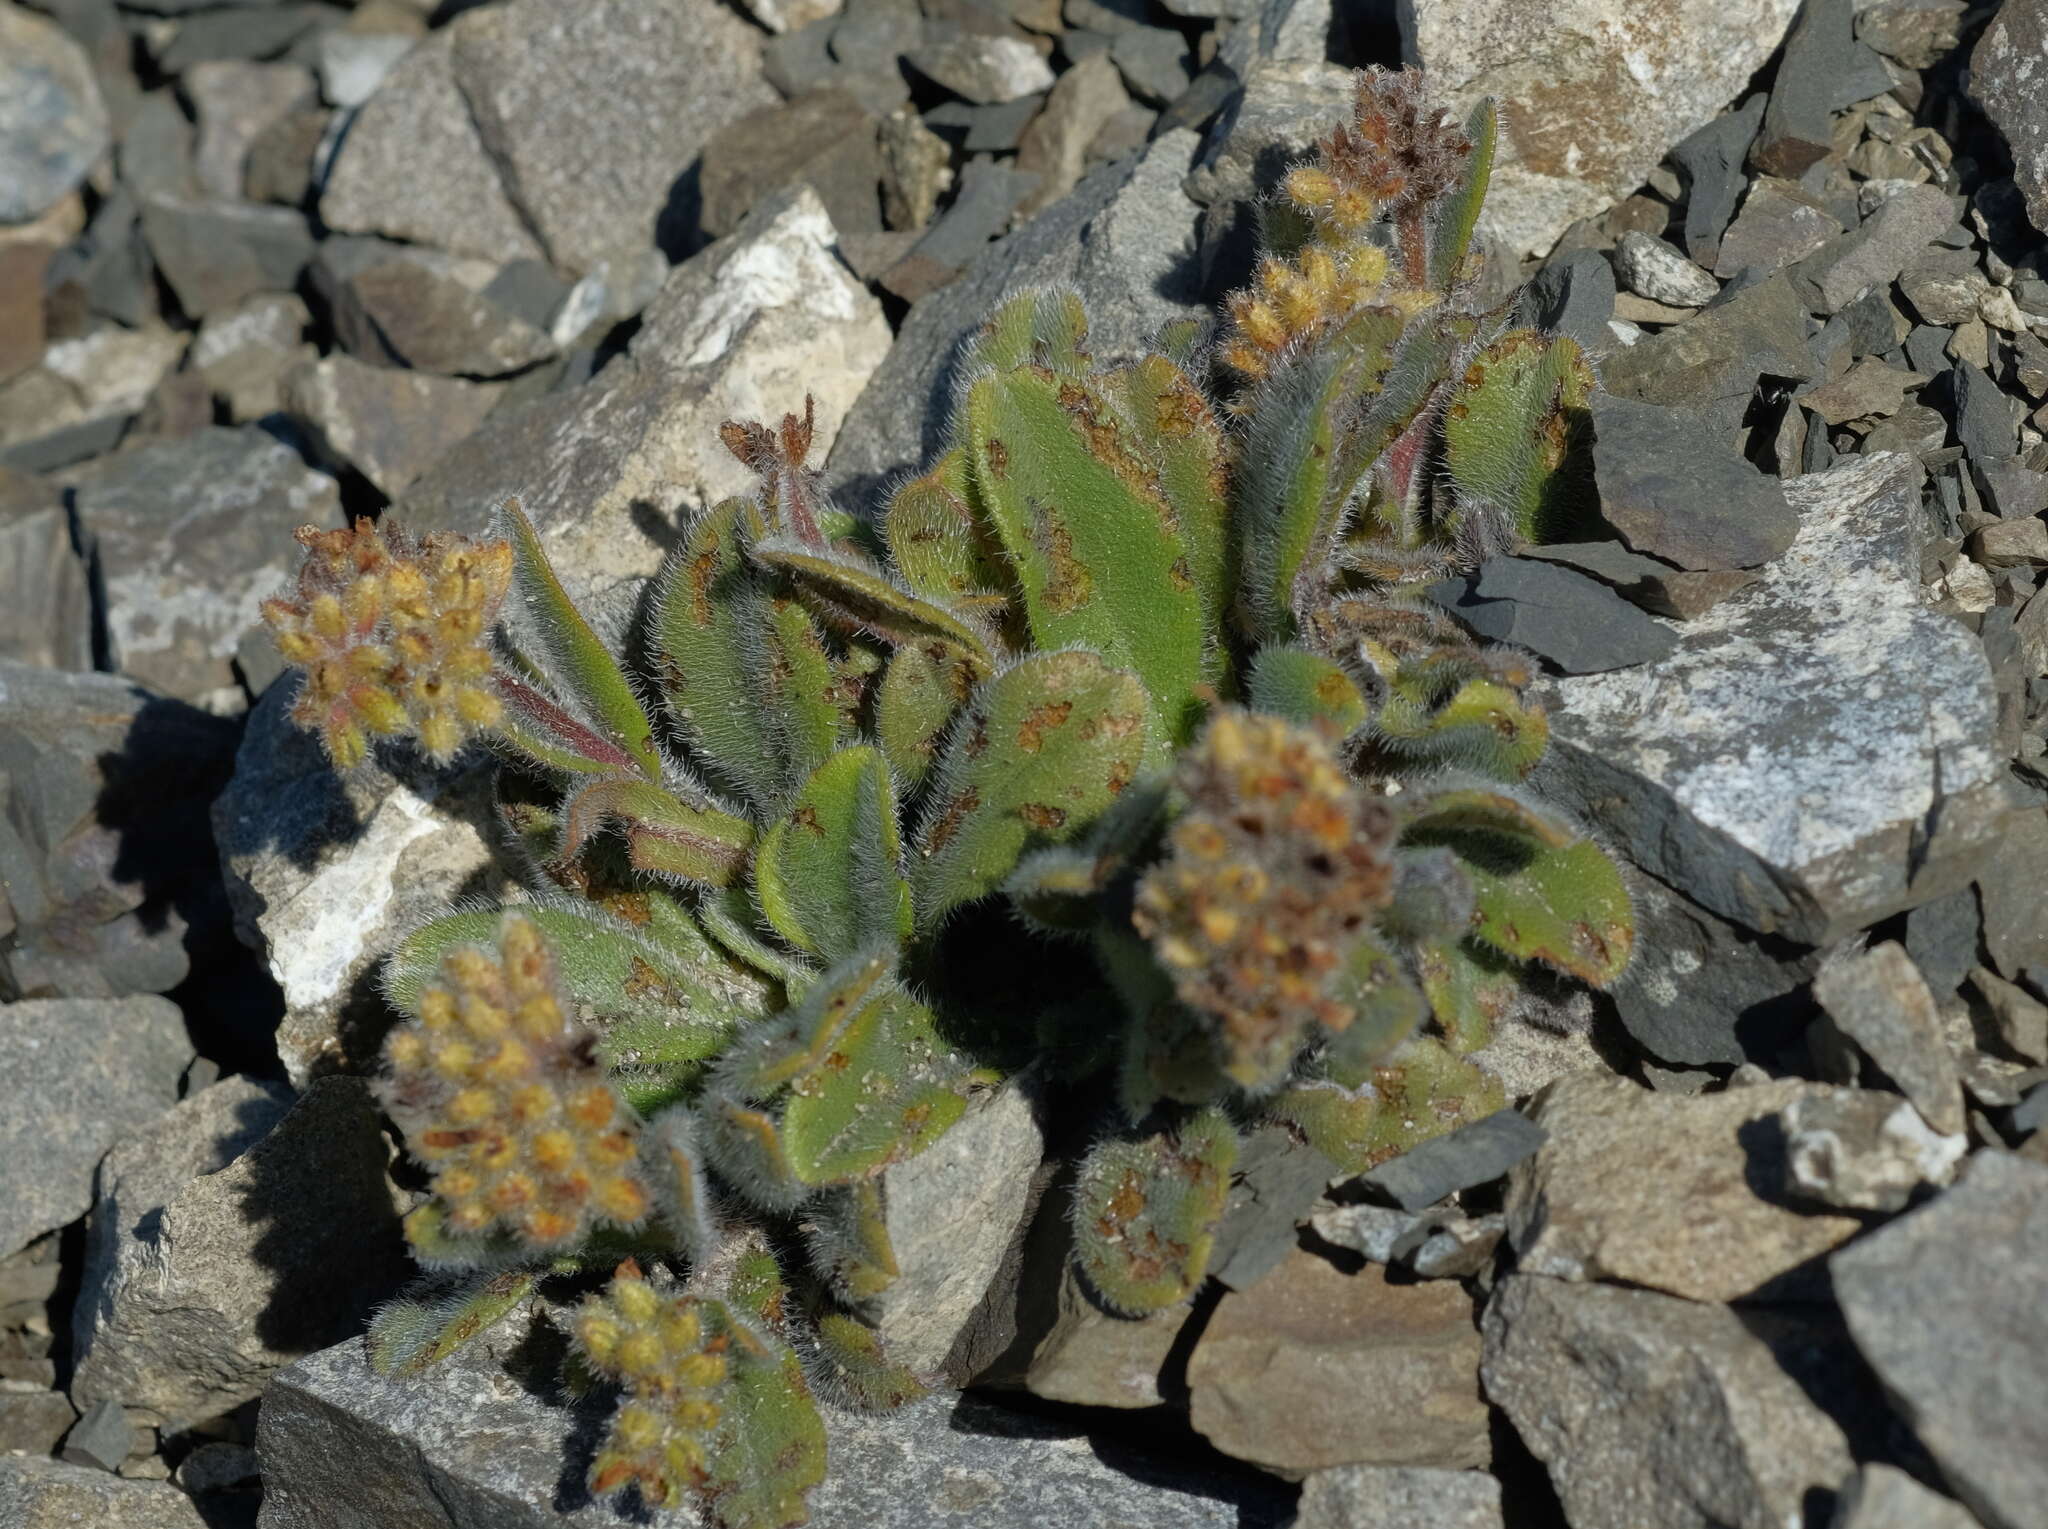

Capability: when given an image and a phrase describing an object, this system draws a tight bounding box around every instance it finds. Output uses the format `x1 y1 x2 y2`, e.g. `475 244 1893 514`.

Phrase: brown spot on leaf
1016 700 1073 753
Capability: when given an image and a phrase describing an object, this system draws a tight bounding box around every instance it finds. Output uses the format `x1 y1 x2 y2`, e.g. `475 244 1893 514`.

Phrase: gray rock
909 32 1054 103
1754 0 1892 176
1023 1257 1185 1408
1672 96 1767 267
1972 0 2048 238
1952 360 2018 462
830 0 925 80
0 1389 75 1456
1507 1072 1862 1301
0 997 189 1257
1395 1211 1507 1278
880 157 1040 299
0 663 241 1003
1406 0 1798 258
857 1079 1043 1376
1812 942 1967 1135
1591 394 1798 570
829 127 1206 494
1972 458 2048 519
1613 231 1720 308
1816 286 1908 366
1858 0 1966 67
1833 1151 2048 1529
284 353 502 499
1598 270 1817 416
1966 966 2048 1065
42 187 150 330
258 1327 1289 1528
138 197 313 319
1794 184 1955 314
1804 358 1927 426
0 1456 205 1528
1977 811 2048 979
1308 1202 1429 1264
1013 51 1130 216
311 238 555 379
70 1077 407 1430
398 188 891 602
1535 453 2010 945
1904 323 1954 375
0 323 184 467
1352 1109 1546 1211
154 5 335 76
698 91 881 241
188 292 315 421
0 506 93 671
1483 1275 1857 1529
1831 1463 1983 1529
213 682 504 1088
923 95 1041 153
1187 1247 1490 1473
1900 254 1989 327
68 425 339 699
317 32 544 265
57 1396 131 1471
1293 1466 1503 1529
1426 557 1681 675
449 0 775 273
1905 886 1981 998
1967 517 2048 569
1714 175 1843 278
1517 248 1617 354
313 31 413 110
187 59 313 200
1109 25 1191 106
1208 1127 1337 1291
1782 1088 1966 1212
1860 401 1949 460
1517 539 1762 622
0 3 110 224
175 1440 260 1495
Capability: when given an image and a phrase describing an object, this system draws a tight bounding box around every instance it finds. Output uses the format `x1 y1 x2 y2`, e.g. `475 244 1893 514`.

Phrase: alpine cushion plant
262 67 1633 1527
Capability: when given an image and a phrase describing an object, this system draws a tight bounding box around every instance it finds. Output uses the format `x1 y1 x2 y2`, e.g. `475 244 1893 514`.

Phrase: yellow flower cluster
382 911 651 1250
1133 710 1397 1088
262 517 512 767
1218 66 1472 381
575 1265 730 1509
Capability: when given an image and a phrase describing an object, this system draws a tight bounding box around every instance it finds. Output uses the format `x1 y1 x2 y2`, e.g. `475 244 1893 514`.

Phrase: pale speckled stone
1293 1465 1503 1529
1534 453 2008 944
1971 0 2048 237
1399 0 1802 257
400 188 889 604
212 682 505 1089
0 1457 206 1529
255 1329 1292 1528
1506 1071 1862 1301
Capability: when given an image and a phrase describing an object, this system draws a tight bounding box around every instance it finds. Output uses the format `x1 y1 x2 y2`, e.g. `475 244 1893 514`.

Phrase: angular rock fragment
1293 1466 1503 1529
0 4 110 225
1426 558 1680 675
1591 394 1799 569
312 238 555 379
257 1330 1286 1528
1613 232 1719 308
0 998 190 1258
1793 184 1953 314
70 1077 408 1431
284 353 502 498
1833 1151 2048 1529
1187 1247 1489 1474
1516 248 1617 354
1714 175 1843 278
1972 0 2048 237
1350 1110 1546 1211
908 33 1055 103
1780 1088 1965 1211
1023 1259 1184 1409
137 198 314 320
1506 1072 1861 1300
0 1457 205 1529
1673 96 1767 267
1483 1275 1857 1529
1812 942 1966 1134
1403 0 1800 257
1535 454 2010 944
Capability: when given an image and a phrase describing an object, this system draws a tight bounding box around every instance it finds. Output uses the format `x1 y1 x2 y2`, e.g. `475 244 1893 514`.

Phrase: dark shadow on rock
655 162 707 268
1492 1403 1570 1529
948 1389 1297 1528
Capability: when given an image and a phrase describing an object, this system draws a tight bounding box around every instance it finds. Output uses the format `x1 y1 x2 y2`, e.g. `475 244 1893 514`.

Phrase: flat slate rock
1427 557 1680 674
1833 1150 2048 1529
257 1332 1291 1528
1812 940 1967 1135
1353 1109 1547 1210
1673 95 1766 266
1515 248 1616 354
1591 394 1798 569
1534 452 2010 944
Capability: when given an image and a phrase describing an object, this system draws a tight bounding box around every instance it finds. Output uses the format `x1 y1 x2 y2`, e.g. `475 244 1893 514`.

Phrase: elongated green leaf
754 747 912 961
912 650 1151 931
959 287 1091 378
1427 98 1498 290
877 642 970 791
882 449 1014 616
963 367 1207 741
557 777 755 887
753 537 996 677
368 1271 536 1377
496 498 660 781
1442 329 1596 544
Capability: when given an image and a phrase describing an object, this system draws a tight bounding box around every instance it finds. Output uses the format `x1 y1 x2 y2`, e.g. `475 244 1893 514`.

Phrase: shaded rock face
1398 0 1802 257
1971 0 2048 237
1482 1275 1858 1529
0 995 191 1258
1536 453 2009 945
69 1077 409 1430
256 1327 1292 1529
1832 1151 2048 1529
